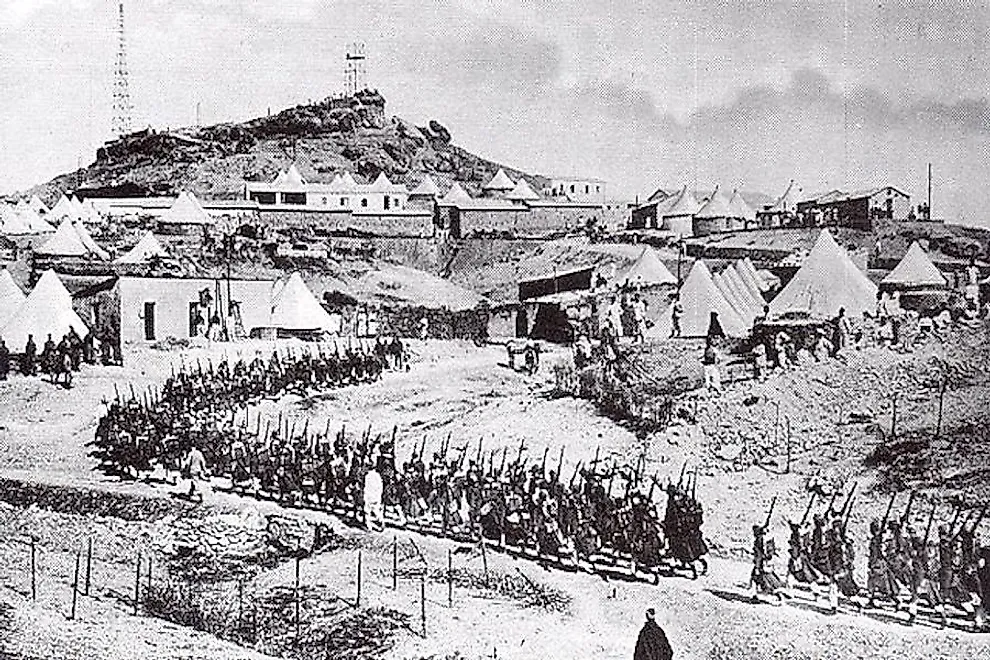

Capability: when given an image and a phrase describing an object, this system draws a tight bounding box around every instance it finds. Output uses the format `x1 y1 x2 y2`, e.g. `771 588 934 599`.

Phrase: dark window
570 185 575 193
585 185 589 194
384 195 390 210
340 197 347 206
361 198 368 208
144 302 156 341
250 192 276 205
282 192 307 205
188 303 199 338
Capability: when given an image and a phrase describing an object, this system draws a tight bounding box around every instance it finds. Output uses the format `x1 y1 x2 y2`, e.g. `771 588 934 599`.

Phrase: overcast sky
2 0 989 224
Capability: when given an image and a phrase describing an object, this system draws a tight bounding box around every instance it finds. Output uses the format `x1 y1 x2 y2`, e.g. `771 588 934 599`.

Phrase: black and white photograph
1 1 989 658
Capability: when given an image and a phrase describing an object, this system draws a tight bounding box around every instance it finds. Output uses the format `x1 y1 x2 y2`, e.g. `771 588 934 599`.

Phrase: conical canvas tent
411 175 440 196
882 242 947 289
116 231 169 263
18 207 55 234
0 269 26 330
274 164 306 186
506 178 541 201
159 192 214 226
1 270 89 350
618 247 677 288
35 219 90 256
768 229 877 318
28 195 48 215
72 219 109 260
677 261 749 338
737 258 769 296
268 272 336 333
49 196 78 221
661 186 701 219
339 171 358 189
713 271 756 325
725 265 763 313
727 190 756 222
483 168 515 191
694 187 733 219
0 206 32 234
440 182 472 204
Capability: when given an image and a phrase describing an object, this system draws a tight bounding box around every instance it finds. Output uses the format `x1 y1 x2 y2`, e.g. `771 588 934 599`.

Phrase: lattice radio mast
344 43 367 96
112 0 134 137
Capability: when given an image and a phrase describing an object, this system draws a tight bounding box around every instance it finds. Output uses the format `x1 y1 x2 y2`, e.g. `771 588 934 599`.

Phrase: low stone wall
0 477 202 521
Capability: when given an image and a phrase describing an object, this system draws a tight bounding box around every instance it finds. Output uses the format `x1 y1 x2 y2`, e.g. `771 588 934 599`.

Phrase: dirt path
2 336 990 658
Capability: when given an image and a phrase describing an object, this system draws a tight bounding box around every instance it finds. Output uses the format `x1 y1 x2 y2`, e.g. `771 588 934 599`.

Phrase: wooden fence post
356 551 363 607
936 378 946 439
420 573 426 637
785 417 792 474
447 549 453 608
84 538 92 596
891 393 898 441
70 549 81 620
294 555 301 647
481 534 489 588
133 552 141 615
29 537 36 602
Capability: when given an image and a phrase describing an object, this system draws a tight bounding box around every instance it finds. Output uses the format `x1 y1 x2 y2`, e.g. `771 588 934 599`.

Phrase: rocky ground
0 331 989 659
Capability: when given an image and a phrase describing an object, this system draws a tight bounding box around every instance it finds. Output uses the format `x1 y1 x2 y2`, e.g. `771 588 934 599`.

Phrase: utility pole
927 163 932 220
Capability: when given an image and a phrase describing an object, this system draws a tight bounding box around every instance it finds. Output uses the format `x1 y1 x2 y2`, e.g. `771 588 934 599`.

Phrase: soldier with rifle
750 496 784 603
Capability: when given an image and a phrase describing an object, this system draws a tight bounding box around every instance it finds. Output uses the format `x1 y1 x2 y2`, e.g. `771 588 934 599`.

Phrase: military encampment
3 5 990 660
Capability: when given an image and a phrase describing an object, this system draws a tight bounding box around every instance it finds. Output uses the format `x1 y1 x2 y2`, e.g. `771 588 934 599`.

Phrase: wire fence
0 527 510 658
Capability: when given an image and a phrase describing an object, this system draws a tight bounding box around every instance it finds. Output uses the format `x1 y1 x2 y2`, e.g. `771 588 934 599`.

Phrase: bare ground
0 332 989 659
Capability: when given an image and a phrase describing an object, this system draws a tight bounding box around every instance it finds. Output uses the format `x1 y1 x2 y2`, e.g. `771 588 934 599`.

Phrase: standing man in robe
633 608 673 660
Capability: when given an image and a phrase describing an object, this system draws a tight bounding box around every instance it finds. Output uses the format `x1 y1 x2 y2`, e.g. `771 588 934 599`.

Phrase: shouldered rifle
879 492 897 531
570 461 583 489
763 496 778 531
417 435 426 460
840 482 858 519
799 491 819 527
591 446 601 470
901 490 917 525
970 505 989 534
922 502 938 544
647 473 658 502
476 437 484 465
677 461 688 490
945 505 963 540
690 469 698 500
515 439 526 467
555 446 565 482
824 487 841 516
540 447 549 477
498 446 508 477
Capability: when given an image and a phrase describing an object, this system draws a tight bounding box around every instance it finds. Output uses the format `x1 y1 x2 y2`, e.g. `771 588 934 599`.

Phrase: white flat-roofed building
244 167 409 214
543 176 607 204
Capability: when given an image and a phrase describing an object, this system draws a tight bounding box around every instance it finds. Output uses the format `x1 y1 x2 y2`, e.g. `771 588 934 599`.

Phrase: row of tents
0 265 346 354
669 229 949 338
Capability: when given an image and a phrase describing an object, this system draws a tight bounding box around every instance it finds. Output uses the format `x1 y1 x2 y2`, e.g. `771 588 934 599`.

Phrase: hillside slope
26 90 546 204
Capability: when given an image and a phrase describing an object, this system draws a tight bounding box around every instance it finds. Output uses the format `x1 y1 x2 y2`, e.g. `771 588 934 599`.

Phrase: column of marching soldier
751 486 990 630
91 345 710 582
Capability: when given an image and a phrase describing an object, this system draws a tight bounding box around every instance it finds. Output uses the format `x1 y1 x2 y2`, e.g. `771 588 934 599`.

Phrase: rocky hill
26 90 547 204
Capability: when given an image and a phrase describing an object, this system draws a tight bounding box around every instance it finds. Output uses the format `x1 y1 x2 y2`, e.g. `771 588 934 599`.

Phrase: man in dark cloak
634 608 673 660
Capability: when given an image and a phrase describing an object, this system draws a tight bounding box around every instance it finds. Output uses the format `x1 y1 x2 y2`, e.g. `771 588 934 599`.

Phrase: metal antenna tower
344 43 367 96
112 1 134 137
